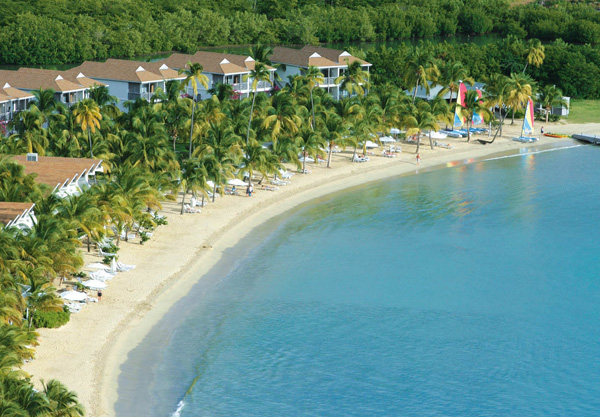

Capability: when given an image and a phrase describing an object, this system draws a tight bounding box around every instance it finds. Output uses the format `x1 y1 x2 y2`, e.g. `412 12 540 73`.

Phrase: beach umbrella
379 136 395 143
110 257 118 273
430 131 448 139
89 270 116 282
390 128 402 134
82 280 107 290
364 140 379 148
60 291 87 301
227 179 247 187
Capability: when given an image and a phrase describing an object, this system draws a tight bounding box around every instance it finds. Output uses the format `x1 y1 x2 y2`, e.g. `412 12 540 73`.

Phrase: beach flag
472 88 484 125
453 82 467 128
522 98 534 136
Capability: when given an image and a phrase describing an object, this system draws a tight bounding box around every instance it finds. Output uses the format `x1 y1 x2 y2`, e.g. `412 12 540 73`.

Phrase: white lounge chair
184 204 201 213
279 169 294 179
117 261 136 272
352 155 369 163
99 248 117 257
89 270 116 282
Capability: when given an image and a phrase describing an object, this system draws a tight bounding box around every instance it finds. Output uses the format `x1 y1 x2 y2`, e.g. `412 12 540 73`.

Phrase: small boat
544 133 570 138
512 98 539 143
442 129 466 138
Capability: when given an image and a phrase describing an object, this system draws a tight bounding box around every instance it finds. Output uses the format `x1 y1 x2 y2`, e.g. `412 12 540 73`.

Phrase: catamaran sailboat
512 98 539 143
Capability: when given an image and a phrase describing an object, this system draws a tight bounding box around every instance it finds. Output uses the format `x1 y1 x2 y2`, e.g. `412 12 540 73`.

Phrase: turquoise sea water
116 144 600 417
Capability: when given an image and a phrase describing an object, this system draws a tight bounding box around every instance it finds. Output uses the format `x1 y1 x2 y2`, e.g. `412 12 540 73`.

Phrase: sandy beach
22 121 597 416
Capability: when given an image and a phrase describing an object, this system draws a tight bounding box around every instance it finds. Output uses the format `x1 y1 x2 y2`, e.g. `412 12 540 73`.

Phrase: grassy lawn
566 100 600 124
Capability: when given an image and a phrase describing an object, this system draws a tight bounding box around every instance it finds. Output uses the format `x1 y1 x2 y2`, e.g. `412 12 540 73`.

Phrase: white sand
23 122 590 416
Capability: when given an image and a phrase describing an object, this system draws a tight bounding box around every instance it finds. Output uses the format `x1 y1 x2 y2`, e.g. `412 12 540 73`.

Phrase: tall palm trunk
412 79 420 104
429 131 434 149
212 183 217 203
545 106 550 123
467 118 471 142
88 128 93 158
416 132 421 154
189 100 195 159
310 89 316 130
303 150 307 173
246 91 257 144
327 142 333 168
180 188 186 214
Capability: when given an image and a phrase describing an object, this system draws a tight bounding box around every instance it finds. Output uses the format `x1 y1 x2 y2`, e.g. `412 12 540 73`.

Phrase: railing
0 112 11 122
255 80 273 90
230 82 248 91
128 91 154 101
319 77 338 86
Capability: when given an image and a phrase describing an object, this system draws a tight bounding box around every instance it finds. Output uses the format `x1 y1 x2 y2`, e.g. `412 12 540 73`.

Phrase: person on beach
97 290 102 302
246 185 250 196
416 153 421 165
249 185 254 197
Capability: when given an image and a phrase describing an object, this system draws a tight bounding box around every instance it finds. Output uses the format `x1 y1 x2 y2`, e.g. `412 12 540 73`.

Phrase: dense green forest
1 0 600 66
365 37 600 99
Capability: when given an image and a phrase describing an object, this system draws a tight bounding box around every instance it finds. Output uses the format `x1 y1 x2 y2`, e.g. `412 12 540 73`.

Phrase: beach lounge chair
89 270 116 281
279 169 294 179
117 261 136 272
352 155 369 162
184 204 201 213
271 179 290 186
382 151 396 158
434 141 455 150
261 184 279 191
99 248 117 257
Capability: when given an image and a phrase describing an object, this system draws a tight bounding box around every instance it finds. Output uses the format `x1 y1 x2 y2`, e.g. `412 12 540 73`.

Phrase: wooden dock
572 134 600 145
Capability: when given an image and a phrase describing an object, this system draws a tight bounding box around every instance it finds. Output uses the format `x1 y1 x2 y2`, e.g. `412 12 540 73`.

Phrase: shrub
32 307 70 329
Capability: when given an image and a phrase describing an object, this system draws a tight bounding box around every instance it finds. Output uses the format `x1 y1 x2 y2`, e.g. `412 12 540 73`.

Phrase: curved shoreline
21 129 587 416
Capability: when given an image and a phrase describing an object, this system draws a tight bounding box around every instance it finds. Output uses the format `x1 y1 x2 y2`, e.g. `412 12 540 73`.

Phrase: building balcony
128 91 157 101
0 112 11 122
319 77 339 87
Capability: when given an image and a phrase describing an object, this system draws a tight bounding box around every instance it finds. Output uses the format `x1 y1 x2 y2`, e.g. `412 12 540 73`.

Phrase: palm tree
243 138 280 186
335 60 370 98
301 66 325 130
30 88 58 123
73 99 102 158
42 379 85 417
208 83 235 102
538 85 568 123
457 90 493 142
179 158 209 214
404 46 440 104
437 61 474 127
430 97 452 148
262 93 302 141
179 62 209 158
523 38 545 74
296 127 326 173
245 62 272 144
320 111 345 168
8 105 49 155
505 72 535 125
404 102 438 154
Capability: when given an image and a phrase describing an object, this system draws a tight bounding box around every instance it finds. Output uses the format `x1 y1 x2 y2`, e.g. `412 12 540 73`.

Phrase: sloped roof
2 84 35 99
61 70 108 88
0 202 35 226
11 155 103 190
301 46 371 66
271 47 343 68
9 68 89 92
71 59 165 83
221 55 275 71
162 52 250 75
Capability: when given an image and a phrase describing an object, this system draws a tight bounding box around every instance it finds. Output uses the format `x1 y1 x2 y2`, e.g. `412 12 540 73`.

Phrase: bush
32 307 70 329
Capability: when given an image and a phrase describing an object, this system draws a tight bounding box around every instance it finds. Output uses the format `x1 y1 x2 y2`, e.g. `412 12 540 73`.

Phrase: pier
572 134 600 145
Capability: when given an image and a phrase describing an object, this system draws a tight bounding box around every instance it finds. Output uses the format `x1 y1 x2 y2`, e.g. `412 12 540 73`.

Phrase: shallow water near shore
116 144 600 417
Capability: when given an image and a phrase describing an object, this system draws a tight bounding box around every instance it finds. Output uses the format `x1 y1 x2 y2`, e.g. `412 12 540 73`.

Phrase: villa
0 202 37 229
270 46 371 99
162 51 276 99
0 82 34 123
70 59 185 110
0 68 105 108
11 153 104 198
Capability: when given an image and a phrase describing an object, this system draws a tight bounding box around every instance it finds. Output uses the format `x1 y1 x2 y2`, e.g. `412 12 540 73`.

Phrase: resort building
410 81 487 101
162 51 276 99
0 68 104 108
0 82 34 123
0 202 36 229
270 46 371 100
70 59 185 110
11 153 104 198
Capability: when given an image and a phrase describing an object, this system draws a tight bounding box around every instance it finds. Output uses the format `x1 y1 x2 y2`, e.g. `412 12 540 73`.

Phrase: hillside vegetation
1 0 600 66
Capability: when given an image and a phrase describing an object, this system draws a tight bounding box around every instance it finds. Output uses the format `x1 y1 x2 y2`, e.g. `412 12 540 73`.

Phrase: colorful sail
522 98 534 136
472 88 484 125
453 82 467 128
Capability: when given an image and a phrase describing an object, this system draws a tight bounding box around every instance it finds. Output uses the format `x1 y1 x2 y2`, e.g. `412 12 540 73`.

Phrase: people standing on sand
246 185 250 196
249 185 254 197
541 126 544 137
97 290 102 302
416 153 421 165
